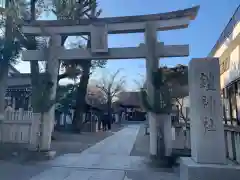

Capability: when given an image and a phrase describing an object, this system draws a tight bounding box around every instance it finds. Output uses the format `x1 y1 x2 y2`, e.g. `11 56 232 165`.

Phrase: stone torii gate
21 6 199 153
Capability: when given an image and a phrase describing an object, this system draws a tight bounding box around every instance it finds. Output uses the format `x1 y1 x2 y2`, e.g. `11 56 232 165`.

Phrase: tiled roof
116 91 141 107
7 73 31 87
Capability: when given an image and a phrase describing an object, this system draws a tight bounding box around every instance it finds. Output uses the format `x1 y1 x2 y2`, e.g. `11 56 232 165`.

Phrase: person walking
102 112 107 131
107 113 111 131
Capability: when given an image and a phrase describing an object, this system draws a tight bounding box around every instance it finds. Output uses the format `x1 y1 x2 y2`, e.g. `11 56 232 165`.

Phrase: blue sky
16 0 240 90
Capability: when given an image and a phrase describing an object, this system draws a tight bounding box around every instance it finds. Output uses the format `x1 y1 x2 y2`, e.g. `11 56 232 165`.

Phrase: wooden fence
0 110 40 149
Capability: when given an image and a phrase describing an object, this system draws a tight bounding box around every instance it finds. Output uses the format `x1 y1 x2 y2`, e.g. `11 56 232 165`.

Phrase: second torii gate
21 6 199 153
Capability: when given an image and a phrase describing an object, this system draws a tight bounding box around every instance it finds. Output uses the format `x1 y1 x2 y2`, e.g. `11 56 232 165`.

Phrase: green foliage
151 65 188 87
56 84 77 113
140 87 172 114
139 89 153 112
0 37 22 65
35 76 77 114
0 0 27 66
162 65 188 85
4 0 30 21
90 60 107 72
35 72 56 113
56 0 105 78
140 65 188 114
151 70 164 89
62 40 107 79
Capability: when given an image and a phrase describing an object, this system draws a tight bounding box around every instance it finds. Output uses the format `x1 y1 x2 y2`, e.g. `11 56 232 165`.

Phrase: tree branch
111 78 125 97
96 85 108 95
108 69 123 89
174 97 187 123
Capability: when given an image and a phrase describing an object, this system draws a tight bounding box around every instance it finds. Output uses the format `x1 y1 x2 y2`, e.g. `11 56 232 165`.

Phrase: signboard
91 24 108 53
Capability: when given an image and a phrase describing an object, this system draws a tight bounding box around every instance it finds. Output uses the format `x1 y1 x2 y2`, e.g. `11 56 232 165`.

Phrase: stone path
30 125 178 180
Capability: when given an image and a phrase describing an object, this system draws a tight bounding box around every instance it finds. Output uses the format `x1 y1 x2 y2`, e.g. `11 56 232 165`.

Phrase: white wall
213 22 240 89
220 45 240 88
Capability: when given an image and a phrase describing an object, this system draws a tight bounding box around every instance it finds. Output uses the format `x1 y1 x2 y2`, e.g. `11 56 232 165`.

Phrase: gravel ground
0 161 47 180
51 124 123 156
0 124 124 180
0 124 124 163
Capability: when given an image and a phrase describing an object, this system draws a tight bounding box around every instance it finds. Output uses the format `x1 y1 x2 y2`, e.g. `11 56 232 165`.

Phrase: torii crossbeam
21 6 199 35
22 43 189 61
21 6 199 61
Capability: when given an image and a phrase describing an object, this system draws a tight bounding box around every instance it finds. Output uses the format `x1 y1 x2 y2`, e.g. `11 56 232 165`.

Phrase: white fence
224 125 240 163
172 124 240 164
172 124 191 150
0 110 40 149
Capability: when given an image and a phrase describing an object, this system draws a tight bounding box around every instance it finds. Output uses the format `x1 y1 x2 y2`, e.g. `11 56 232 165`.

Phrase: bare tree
172 97 188 124
172 96 189 150
96 69 125 121
133 73 145 90
86 85 106 106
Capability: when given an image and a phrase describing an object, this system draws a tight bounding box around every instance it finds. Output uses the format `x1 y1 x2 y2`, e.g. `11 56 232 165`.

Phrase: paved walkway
30 125 178 180
0 160 46 180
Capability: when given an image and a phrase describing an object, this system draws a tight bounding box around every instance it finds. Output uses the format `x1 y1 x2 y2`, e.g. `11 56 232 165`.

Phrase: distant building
6 67 110 112
6 66 31 110
114 91 146 121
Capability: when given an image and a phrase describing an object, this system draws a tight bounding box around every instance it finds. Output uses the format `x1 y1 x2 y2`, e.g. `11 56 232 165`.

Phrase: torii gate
21 6 199 153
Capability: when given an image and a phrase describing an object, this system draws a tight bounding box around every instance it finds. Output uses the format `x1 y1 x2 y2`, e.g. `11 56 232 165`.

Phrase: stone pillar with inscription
189 58 226 164
180 58 240 180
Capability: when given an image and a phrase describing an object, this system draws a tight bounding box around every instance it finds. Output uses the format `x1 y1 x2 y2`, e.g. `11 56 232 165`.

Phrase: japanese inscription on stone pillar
189 58 226 164
199 72 217 134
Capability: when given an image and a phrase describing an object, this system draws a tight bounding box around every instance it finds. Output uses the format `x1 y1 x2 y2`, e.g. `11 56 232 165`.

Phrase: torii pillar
145 22 159 156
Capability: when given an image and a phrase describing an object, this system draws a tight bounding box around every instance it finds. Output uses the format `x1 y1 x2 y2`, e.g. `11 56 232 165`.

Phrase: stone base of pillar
26 149 57 161
148 112 158 156
149 154 175 168
180 157 240 180
0 113 4 121
162 114 172 157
